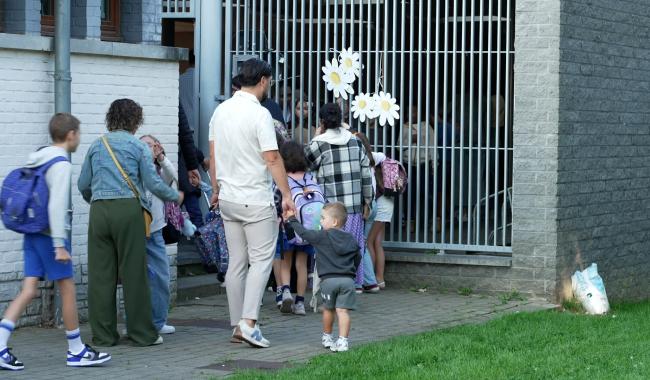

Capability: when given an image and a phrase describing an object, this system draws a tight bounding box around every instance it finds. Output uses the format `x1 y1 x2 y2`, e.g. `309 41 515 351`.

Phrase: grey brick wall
499 0 560 300
555 0 650 301
121 0 162 44
3 0 41 35
72 0 101 39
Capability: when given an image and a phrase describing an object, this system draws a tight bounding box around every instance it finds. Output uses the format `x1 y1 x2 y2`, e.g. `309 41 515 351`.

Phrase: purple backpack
0 156 68 234
380 158 407 196
289 173 325 245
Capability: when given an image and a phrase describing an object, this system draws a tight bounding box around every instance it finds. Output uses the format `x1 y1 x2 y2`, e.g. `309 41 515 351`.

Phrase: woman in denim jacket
78 99 182 347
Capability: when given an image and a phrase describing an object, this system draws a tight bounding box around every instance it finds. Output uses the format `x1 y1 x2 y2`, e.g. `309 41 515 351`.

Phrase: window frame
101 0 121 42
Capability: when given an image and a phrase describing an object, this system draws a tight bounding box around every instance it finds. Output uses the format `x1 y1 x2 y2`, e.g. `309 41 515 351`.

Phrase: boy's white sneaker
321 333 335 349
238 321 270 348
0 348 24 371
292 302 306 316
330 337 349 352
158 324 176 334
66 344 111 367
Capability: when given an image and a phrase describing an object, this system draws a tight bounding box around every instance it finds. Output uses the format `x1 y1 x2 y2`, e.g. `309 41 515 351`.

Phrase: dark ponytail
319 103 342 131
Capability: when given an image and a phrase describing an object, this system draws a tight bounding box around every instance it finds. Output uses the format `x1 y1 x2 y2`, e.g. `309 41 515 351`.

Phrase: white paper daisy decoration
338 47 361 78
322 58 355 100
350 93 378 123
374 91 400 126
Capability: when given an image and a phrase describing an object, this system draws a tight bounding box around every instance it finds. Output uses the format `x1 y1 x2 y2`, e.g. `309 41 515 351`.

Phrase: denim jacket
78 131 179 211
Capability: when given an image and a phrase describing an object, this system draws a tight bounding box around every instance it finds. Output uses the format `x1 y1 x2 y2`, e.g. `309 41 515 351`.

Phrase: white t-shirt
209 91 278 206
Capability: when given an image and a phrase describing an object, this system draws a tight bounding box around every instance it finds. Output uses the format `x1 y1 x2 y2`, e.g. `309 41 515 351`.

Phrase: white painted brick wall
0 48 180 325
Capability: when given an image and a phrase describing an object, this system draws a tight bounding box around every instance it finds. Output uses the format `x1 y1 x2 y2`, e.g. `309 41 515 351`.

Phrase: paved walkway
2 288 554 379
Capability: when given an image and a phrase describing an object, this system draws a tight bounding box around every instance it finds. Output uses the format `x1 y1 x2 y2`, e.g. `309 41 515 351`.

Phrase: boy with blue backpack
274 141 325 316
0 113 111 371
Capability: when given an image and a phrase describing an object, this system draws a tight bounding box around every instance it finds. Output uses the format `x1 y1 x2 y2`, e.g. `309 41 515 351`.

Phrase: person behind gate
209 58 296 348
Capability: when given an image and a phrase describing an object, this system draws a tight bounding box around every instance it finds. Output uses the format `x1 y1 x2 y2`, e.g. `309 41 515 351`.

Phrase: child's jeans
146 230 171 331
362 201 378 286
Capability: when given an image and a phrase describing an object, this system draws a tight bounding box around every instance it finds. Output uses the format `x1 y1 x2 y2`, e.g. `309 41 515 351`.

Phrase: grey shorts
320 277 357 310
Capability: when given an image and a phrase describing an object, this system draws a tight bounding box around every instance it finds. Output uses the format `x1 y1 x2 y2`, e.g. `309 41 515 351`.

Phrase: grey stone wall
555 0 650 301
72 0 101 39
3 0 41 35
510 0 562 300
121 0 162 44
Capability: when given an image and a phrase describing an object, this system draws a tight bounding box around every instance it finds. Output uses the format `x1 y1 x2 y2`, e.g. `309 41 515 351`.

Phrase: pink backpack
380 158 407 196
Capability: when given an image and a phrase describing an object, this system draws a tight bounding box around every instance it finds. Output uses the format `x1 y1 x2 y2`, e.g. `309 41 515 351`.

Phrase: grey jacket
286 217 360 280
25 146 71 248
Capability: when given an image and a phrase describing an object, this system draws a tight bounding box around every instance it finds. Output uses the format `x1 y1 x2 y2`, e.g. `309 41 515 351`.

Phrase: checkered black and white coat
305 132 373 214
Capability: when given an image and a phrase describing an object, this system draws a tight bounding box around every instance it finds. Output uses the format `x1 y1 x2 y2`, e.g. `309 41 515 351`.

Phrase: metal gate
220 0 514 254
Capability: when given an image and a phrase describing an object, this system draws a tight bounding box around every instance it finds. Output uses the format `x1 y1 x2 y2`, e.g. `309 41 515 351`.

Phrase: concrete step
177 273 225 302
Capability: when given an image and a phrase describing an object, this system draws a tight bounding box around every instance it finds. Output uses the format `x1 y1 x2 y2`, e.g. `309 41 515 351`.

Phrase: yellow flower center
380 100 391 111
344 58 353 68
359 100 367 109
330 72 341 85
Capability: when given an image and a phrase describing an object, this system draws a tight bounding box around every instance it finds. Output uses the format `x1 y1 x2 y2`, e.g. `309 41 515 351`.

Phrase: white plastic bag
571 263 610 315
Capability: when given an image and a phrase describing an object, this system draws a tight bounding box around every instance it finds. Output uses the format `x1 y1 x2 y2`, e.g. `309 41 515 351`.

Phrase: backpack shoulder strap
101 135 140 198
35 156 68 174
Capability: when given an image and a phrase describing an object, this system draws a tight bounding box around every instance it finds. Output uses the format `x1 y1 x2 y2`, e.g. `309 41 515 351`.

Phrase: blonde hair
323 202 348 227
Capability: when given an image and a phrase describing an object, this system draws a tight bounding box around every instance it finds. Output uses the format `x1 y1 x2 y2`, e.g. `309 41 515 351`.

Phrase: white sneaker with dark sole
322 334 335 349
0 348 24 371
238 321 270 348
280 289 294 314
66 344 111 367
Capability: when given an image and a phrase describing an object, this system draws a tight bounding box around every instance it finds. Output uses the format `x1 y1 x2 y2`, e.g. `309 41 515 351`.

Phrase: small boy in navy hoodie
0 114 110 371
284 202 360 352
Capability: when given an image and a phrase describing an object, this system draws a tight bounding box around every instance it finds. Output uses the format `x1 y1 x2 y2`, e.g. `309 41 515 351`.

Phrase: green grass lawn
232 302 650 380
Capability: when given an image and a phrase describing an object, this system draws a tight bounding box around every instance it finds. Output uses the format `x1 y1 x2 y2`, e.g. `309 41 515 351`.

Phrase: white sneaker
330 337 349 352
321 333 335 349
280 289 294 314
158 324 176 334
238 321 270 348
67 344 111 367
0 348 24 371
152 336 164 345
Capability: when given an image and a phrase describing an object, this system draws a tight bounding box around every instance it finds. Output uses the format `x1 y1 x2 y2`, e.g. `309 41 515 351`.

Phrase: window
101 0 121 41
41 0 55 36
40 0 120 41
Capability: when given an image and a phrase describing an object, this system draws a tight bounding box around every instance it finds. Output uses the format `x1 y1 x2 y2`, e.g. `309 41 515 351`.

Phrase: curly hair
106 98 144 133
319 102 342 131
280 140 309 173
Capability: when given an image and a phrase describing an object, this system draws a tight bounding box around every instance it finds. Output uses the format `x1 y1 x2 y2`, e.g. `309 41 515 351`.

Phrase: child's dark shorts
320 277 357 310
24 233 73 281
275 230 315 259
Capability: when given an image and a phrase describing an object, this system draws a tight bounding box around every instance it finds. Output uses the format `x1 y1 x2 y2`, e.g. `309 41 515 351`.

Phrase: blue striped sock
0 319 15 350
66 328 85 354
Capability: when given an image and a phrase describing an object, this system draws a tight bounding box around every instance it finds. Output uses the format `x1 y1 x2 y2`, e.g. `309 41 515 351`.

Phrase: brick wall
510 0 562 300
72 0 102 40
0 48 180 326
3 0 41 35
555 0 650 301
121 0 162 44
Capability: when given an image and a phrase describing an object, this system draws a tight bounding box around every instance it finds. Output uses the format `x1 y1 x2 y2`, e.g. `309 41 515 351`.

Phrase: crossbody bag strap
101 135 140 198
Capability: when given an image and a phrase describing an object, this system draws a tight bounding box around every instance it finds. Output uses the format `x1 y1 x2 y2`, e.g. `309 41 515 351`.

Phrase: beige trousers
220 200 278 326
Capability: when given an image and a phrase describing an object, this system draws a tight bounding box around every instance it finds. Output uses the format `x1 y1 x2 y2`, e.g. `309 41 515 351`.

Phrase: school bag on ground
380 158 408 196
195 207 229 276
0 156 68 234
288 173 326 245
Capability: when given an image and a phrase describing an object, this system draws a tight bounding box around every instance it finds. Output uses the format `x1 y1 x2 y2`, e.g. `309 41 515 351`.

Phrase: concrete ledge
386 251 512 267
177 274 225 301
0 33 188 61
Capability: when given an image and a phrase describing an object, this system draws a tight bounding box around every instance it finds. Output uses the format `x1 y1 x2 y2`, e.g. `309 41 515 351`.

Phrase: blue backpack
288 173 326 245
0 156 68 234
